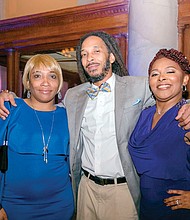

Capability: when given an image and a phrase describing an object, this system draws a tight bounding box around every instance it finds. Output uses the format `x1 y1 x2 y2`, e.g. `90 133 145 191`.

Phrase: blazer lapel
74 85 89 148
115 75 127 138
115 75 136 173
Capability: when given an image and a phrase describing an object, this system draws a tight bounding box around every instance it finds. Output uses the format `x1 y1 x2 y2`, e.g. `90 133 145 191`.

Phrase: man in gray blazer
63 31 154 220
0 31 190 220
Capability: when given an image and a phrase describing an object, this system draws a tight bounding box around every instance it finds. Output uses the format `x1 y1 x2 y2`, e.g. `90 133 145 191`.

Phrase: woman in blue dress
0 54 74 220
129 49 190 219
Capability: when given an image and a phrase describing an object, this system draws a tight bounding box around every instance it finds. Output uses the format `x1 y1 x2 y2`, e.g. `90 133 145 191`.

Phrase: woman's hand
0 90 16 120
164 189 190 210
0 208 8 220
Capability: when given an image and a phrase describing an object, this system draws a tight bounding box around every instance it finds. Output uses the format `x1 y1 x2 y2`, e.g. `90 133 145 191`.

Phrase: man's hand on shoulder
0 90 17 120
176 103 190 130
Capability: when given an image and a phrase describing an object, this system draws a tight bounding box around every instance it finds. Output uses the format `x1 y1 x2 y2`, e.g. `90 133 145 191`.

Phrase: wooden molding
178 0 190 97
0 0 129 95
178 0 190 55
0 0 129 53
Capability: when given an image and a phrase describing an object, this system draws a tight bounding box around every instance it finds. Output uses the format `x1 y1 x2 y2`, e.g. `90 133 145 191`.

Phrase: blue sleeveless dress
0 99 74 220
129 100 190 219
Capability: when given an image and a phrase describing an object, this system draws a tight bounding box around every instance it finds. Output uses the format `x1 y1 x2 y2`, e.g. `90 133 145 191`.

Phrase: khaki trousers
76 175 138 220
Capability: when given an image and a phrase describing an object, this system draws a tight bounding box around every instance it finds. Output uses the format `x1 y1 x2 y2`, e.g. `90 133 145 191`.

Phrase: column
128 0 178 76
7 49 21 95
0 0 5 19
114 33 128 67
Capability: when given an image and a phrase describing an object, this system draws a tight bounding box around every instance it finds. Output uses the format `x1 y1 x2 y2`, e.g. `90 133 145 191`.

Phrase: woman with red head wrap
129 48 190 219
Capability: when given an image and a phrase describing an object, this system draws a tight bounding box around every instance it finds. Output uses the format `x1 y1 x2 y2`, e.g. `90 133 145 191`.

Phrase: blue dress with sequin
129 100 190 219
0 98 74 220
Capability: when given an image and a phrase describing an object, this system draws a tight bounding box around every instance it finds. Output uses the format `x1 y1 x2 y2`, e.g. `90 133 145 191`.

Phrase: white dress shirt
81 73 125 178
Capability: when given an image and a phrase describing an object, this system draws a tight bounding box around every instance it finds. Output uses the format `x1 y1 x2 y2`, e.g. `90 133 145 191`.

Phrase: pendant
43 146 48 163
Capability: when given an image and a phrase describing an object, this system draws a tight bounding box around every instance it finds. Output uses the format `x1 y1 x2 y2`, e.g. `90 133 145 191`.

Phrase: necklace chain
156 99 187 115
157 105 174 115
157 108 170 115
157 110 165 115
33 109 55 163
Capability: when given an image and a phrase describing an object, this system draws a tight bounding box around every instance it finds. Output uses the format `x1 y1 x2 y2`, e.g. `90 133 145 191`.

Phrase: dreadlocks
76 31 129 83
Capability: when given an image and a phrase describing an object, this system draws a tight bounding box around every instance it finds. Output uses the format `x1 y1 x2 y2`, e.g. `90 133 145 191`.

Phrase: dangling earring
183 85 187 92
151 93 155 100
27 90 31 98
58 92 62 99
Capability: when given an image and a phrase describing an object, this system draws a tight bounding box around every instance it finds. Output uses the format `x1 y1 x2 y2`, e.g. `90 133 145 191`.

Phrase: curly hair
148 48 190 75
76 31 128 83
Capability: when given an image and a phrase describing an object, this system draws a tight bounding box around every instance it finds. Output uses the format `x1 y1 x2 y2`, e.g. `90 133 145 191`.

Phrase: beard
84 59 111 83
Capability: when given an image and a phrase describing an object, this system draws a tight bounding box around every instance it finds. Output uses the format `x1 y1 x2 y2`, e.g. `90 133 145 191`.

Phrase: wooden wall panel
178 0 190 97
0 0 129 94
0 0 129 52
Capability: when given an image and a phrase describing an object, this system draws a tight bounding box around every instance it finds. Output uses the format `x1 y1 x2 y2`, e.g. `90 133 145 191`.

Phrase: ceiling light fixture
61 47 75 58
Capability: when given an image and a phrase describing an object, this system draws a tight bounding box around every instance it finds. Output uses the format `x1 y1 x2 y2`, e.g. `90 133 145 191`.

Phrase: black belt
82 169 126 186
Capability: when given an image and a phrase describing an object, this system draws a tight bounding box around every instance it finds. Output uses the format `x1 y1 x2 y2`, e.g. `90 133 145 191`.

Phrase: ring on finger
176 199 179 205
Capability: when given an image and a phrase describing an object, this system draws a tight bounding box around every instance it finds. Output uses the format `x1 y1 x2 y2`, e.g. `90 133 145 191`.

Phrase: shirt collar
91 73 115 90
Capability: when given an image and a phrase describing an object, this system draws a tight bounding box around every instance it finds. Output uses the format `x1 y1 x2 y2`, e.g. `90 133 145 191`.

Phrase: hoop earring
27 90 31 98
58 92 62 99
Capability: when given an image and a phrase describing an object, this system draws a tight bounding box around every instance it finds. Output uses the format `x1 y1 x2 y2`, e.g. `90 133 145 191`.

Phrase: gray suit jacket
63 74 154 212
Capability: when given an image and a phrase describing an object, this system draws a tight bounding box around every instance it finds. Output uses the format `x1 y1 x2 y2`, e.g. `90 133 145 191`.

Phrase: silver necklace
157 110 164 115
33 108 55 163
156 107 172 115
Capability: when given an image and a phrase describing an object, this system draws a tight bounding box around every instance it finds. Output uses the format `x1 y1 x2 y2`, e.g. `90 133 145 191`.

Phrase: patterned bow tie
86 82 111 99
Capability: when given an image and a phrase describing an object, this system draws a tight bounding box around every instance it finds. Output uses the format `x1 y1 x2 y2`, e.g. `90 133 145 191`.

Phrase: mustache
86 62 99 68
84 60 111 83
